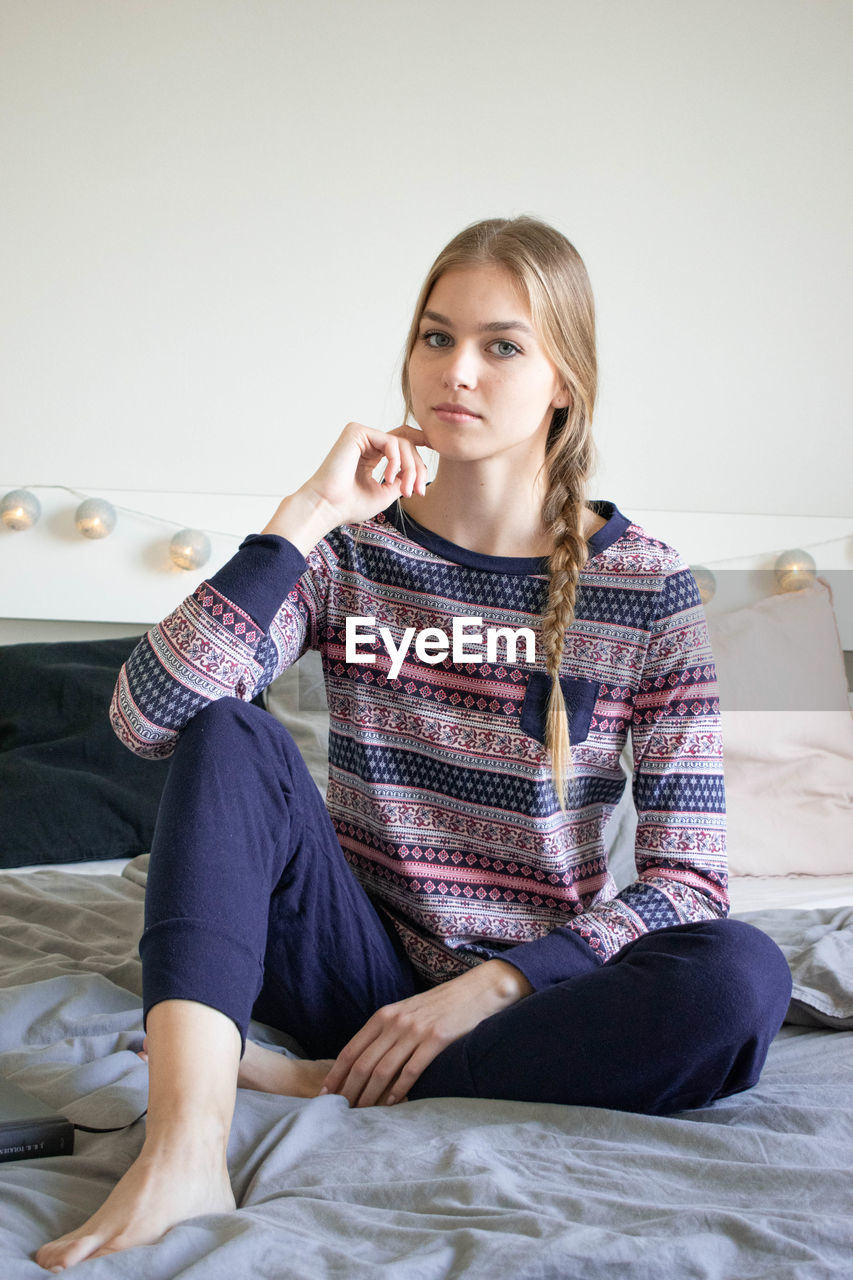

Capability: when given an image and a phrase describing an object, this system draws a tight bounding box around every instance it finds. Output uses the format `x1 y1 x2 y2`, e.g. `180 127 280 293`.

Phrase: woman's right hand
260 422 432 553
300 421 431 529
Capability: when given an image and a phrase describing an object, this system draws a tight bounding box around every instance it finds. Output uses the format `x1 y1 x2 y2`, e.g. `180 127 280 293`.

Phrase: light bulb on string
75 498 117 539
5 485 843 588
1 489 41 531
169 528 211 570
774 549 817 592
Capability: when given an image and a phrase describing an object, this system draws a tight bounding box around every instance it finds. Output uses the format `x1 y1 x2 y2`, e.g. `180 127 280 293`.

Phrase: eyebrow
420 309 535 337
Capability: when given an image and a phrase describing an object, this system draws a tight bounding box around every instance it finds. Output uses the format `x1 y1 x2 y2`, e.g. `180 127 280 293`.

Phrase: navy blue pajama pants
140 698 793 1116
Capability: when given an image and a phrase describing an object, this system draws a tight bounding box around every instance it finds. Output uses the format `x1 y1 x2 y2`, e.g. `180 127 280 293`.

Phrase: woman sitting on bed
36 215 793 1272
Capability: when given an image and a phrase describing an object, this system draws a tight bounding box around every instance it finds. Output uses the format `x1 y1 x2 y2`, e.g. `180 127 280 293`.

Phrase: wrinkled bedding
1 859 852 1279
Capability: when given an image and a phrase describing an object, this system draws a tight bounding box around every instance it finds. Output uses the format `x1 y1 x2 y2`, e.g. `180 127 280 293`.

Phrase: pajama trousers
140 698 793 1117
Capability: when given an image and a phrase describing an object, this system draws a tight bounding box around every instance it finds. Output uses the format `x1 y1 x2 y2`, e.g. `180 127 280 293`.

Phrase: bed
1 576 852 1278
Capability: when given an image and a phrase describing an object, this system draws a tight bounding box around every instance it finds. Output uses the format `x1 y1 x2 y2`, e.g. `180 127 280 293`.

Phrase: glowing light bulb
1 489 41 531
169 528 211 570
75 498 117 539
774 549 817 592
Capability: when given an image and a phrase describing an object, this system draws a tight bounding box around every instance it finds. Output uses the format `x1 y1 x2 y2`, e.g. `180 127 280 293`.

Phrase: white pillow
603 744 638 890
606 585 853 888
708 582 853 877
263 648 330 797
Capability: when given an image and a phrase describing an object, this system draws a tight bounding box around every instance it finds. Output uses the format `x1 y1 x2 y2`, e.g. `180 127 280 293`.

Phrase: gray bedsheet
1 861 851 1279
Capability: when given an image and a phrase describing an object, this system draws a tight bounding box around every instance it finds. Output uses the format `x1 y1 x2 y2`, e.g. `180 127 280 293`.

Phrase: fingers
350 1048 405 1109
347 1036 434 1108
387 422 431 448
382 1044 436 1104
320 1015 413 1109
367 434 402 489
314 420 429 523
325 1047 396 1108
319 1016 437 1109
382 426 429 498
319 1024 376 1100
377 437 401 488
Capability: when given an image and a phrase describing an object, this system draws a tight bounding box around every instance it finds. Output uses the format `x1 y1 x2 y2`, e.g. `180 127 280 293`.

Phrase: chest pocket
519 671 600 747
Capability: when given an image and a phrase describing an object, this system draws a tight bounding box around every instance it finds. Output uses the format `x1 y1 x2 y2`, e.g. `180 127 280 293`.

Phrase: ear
552 385 572 410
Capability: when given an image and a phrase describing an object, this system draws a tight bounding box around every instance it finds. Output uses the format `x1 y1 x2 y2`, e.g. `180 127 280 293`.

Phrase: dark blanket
0 636 171 867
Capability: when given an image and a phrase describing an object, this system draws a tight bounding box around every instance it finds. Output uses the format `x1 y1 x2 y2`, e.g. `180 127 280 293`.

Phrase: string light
688 551 825 603
774 549 818 592
2 485 240 539
169 528 212 571
2 484 232 572
1 489 41 531
75 498 117 539
2 485 851 584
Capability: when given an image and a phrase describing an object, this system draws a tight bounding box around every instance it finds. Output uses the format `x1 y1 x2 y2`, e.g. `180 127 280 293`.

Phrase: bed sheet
8 860 853 912
0 859 852 1279
728 874 853 913
3 857 133 877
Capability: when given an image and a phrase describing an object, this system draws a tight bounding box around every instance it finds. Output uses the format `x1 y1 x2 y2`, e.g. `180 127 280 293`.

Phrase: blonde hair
399 215 600 812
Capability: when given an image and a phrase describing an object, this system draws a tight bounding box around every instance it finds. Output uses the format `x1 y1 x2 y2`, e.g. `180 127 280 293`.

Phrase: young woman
36 216 792 1271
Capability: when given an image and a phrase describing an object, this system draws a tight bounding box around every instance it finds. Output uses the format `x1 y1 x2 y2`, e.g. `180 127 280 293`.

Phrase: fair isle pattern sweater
110 497 729 991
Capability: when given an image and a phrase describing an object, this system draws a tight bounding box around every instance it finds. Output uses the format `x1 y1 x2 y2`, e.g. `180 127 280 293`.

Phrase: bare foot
33 1135 235 1271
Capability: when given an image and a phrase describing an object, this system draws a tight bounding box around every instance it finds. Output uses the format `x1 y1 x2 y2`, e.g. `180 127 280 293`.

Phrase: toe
35 1233 103 1271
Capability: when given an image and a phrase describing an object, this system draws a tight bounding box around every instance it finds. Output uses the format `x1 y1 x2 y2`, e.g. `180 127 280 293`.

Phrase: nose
441 342 478 390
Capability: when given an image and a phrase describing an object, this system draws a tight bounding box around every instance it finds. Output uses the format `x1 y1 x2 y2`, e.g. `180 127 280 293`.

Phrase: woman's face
407 263 569 464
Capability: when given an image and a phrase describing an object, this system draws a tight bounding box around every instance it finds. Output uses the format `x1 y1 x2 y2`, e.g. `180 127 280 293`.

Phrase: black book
0 1074 74 1163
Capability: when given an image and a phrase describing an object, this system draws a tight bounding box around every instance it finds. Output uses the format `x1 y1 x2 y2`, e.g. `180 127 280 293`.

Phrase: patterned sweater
110 496 729 991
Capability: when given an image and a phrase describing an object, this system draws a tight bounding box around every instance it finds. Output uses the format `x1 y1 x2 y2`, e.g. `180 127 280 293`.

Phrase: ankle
142 1115 231 1163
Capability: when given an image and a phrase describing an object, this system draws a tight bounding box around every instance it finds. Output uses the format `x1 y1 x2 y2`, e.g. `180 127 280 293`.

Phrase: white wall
2 0 851 517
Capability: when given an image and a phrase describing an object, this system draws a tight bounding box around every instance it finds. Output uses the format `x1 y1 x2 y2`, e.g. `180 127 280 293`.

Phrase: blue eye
419 331 521 358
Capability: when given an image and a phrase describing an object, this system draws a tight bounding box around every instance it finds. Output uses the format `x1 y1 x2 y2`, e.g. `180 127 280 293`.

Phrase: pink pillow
708 582 853 876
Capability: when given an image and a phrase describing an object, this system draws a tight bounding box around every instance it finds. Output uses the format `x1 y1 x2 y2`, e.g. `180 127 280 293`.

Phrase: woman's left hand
319 959 532 1108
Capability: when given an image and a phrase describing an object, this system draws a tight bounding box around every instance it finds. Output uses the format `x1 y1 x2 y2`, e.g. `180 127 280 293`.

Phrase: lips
433 403 481 418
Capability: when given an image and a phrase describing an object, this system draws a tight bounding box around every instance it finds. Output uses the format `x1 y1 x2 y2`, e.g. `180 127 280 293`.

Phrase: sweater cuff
498 925 604 991
204 534 309 633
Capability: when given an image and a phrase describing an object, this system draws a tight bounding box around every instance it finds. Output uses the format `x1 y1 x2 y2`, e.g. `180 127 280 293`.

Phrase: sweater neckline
379 491 631 575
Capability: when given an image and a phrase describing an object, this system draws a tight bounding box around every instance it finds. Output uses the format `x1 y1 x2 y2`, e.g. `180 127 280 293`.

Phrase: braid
540 409 598 812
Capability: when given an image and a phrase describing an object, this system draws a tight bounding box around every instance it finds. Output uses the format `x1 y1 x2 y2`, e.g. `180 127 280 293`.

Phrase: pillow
602 745 638 891
0 637 172 869
263 647 330 797
707 582 853 877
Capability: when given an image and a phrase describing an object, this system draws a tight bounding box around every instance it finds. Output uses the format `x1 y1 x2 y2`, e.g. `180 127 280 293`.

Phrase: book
0 1074 74 1163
